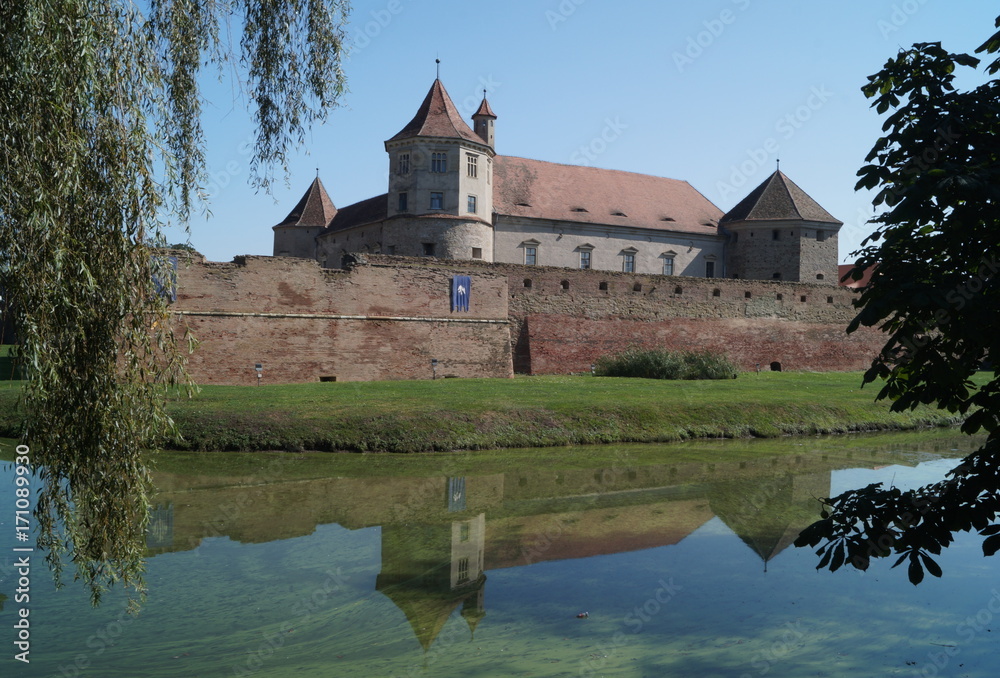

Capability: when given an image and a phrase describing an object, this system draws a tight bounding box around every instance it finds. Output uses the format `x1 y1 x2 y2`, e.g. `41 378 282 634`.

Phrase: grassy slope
0 373 963 453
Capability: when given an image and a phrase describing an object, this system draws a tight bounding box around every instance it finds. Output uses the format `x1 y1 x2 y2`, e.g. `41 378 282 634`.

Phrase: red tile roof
386 79 483 145
721 171 841 225
274 176 337 228
473 96 496 118
493 156 723 236
838 263 876 288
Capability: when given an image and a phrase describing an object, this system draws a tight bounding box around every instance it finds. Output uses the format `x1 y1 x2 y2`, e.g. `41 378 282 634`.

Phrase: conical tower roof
387 79 483 144
473 96 496 119
720 171 841 225
274 176 337 228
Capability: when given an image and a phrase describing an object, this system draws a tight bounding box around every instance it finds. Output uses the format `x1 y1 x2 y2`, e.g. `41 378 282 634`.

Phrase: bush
594 348 738 380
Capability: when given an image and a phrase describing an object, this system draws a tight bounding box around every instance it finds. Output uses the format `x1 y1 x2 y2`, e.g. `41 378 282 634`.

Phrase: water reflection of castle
147 446 930 650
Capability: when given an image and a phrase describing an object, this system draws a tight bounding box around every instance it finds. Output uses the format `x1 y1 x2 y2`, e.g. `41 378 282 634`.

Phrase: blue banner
451 275 471 312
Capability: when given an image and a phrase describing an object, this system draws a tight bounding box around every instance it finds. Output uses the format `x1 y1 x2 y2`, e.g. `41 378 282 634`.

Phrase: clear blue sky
167 0 998 265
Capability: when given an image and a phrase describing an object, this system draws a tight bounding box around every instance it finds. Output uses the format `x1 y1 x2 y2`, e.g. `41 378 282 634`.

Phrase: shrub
594 348 738 380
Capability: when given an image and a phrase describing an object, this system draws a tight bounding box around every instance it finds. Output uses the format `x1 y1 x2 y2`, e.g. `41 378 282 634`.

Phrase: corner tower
272 176 337 258
382 79 496 261
721 170 842 283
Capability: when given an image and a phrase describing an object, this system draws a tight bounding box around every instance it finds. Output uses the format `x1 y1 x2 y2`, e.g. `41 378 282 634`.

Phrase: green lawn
0 372 965 452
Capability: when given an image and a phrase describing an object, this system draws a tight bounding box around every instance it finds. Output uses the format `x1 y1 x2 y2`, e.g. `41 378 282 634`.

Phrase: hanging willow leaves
0 0 350 609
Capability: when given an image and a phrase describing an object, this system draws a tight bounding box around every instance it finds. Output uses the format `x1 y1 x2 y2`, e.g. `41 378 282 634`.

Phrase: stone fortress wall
169 251 882 385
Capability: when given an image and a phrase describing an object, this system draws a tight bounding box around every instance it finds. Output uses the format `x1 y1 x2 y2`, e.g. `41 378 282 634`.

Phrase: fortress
171 79 882 384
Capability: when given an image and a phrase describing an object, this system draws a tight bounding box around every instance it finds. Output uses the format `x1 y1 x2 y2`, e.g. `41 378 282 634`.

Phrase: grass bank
0 373 964 453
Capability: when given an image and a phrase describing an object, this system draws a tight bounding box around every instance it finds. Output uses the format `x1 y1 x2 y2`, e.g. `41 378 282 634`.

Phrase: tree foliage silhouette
795 17 1000 584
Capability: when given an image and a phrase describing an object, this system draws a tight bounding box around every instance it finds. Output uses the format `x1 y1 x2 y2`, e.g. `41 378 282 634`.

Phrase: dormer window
570 207 589 213
612 211 627 217
661 217 676 222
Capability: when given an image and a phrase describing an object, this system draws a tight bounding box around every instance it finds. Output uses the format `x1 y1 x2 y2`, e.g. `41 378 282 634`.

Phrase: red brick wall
170 252 882 383
524 314 882 374
499 263 881 374
171 253 512 384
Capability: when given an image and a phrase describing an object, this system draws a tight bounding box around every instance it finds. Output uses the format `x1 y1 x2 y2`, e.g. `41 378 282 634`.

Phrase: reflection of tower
376 509 488 651
708 470 832 567
146 503 174 551
451 513 485 589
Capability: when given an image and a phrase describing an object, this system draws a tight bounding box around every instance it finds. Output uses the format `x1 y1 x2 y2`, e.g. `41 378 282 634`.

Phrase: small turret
472 92 496 150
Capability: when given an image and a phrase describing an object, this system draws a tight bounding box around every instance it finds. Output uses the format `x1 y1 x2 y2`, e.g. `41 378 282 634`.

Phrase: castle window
816 273 825 280
732 232 739 243
398 192 408 212
467 195 477 213
772 272 781 280
386 245 396 255
622 253 635 273
456 557 469 585
800 295 807 302
580 250 591 269
776 293 783 301
772 229 780 241
561 280 570 290
745 291 752 299
487 158 492 184
422 243 436 257
431 152 447 173
705 261 716 278
525 246 537 266
397 153 409 175
827 296 834 304
460 523 470 542
430 192 443 209
663 257 674 276
633 283 643 292
472 247 482 259
674 286 683 295
712 288 721 297
599 281 609 291
817 231 828 242
523 278 532 288
467 153 478 178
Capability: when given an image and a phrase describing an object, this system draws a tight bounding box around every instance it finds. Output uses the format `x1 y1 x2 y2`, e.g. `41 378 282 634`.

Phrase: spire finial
776 157 781 172
315 167 319 178
483 88 487 99
435 58 440 80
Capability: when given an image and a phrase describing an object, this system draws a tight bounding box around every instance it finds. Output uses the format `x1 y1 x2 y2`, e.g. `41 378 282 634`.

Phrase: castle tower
272 176 337 258
472 93 496 149
382 79 496 261
721 170 842 284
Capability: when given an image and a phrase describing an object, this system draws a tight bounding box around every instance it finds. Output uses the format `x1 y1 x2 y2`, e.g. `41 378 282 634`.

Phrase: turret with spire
472 91 496 149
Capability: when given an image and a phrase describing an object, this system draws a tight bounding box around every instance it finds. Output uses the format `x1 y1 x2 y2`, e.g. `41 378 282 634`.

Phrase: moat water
2 429 999 677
